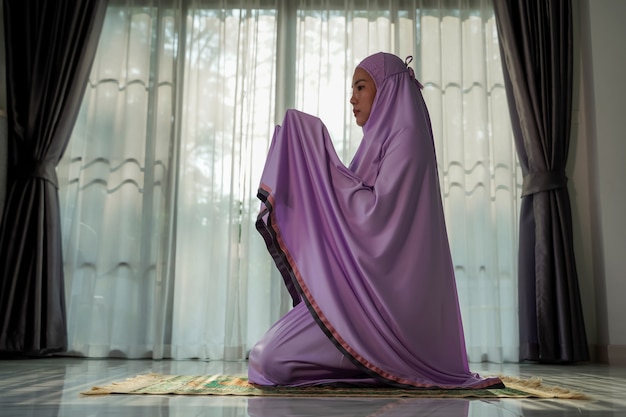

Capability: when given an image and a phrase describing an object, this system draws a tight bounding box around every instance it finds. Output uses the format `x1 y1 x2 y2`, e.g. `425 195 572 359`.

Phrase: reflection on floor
0 357 624 416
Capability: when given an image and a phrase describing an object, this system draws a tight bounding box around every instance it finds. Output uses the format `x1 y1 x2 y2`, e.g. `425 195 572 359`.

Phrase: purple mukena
249 52 503 390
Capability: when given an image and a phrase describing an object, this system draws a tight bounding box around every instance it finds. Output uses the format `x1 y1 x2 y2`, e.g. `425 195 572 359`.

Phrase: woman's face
350 67 377 127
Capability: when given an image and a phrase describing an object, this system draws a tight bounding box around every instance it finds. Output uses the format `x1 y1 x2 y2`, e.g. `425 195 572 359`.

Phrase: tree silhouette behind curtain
0 0 107 355
493 0 589 362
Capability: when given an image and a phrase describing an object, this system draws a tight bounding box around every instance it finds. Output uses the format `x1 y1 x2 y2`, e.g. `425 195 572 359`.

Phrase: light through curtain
58 0 520 362
57 1 181 358
171 1 283 360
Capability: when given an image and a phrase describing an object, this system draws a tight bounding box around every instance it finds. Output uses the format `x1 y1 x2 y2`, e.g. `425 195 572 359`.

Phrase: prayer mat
82 374 589 399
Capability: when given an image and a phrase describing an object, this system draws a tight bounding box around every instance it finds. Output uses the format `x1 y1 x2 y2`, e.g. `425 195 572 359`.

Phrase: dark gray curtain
493 0 589 363
0 0 107 355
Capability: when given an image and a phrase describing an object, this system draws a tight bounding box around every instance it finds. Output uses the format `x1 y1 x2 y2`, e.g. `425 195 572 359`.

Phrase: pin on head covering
403 56 424 90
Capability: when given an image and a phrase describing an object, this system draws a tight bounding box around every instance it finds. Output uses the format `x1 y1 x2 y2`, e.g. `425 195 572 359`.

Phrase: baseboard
608 345 626 365
594 344 626 365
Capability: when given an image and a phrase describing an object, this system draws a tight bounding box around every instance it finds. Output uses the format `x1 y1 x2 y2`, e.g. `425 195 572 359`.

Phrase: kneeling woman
249 52 503 390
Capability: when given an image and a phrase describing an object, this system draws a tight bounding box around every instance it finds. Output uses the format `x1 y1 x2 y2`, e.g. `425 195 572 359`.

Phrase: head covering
349 52 434 185
250 52 502 390
357 52 422 90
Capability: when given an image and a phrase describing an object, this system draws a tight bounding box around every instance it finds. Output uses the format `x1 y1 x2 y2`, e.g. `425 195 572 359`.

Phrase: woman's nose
350 94 356 105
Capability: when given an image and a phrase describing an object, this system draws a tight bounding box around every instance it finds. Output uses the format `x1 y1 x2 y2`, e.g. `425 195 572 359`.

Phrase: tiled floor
0 357 624 416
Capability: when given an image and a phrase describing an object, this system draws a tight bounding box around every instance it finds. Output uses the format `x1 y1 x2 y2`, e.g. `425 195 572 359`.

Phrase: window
59 0 520 362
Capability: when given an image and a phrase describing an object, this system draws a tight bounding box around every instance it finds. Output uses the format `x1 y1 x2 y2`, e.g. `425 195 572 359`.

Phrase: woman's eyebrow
352 79 368 87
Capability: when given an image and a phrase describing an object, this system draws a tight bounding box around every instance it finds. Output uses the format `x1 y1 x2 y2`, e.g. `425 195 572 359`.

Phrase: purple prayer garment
249 52 503 389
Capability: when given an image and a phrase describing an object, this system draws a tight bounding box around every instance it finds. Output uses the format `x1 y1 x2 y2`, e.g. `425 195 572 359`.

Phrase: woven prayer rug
82 374 589 399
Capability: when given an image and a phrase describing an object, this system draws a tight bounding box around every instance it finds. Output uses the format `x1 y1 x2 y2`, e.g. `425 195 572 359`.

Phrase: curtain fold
493 0 589 363
0 0 108 355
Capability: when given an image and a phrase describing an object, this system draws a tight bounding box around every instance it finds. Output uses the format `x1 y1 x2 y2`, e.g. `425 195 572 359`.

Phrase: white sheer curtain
58 0 520 363
171 2 284 360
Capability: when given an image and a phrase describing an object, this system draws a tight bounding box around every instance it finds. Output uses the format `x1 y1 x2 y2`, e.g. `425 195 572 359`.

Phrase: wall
576 0 626 364
569 0 597 361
